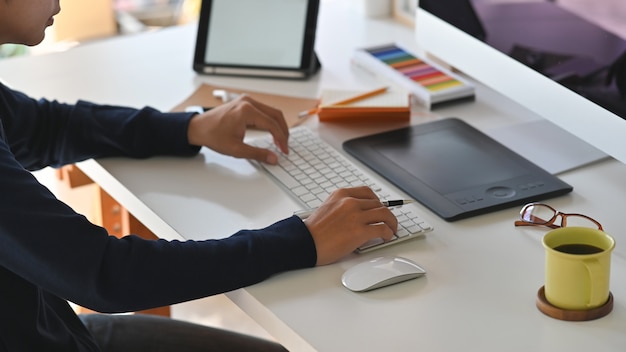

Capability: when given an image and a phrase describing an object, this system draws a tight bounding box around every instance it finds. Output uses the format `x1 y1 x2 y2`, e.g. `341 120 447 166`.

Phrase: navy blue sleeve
0 84 199 170
0 140 316 312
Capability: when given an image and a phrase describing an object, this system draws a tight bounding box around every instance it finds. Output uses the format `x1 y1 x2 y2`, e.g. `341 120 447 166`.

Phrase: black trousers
79 314 288 352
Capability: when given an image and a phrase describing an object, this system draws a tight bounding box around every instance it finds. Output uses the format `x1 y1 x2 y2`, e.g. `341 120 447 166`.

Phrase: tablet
343 118 573 221
193 0 321 79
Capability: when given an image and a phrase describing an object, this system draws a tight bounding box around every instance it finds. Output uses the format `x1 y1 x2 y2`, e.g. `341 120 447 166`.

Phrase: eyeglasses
514 203 603 231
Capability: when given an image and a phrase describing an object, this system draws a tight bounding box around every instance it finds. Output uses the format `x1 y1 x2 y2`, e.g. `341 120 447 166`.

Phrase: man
0 0 397 351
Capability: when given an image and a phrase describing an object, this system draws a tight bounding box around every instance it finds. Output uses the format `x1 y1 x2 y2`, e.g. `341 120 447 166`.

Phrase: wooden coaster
536 286 613 321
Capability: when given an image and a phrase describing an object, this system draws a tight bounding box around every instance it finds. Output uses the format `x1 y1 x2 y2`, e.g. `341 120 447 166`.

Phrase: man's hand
304 186 398 266
187 95 289 164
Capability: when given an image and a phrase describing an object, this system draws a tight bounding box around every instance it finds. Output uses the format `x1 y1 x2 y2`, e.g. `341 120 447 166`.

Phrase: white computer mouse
341 256 426 292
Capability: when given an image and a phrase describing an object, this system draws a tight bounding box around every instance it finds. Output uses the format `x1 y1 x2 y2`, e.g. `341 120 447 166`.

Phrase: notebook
317 89 410 122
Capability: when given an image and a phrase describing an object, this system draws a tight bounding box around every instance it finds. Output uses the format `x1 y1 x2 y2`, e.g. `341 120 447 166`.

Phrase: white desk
2 2 626 351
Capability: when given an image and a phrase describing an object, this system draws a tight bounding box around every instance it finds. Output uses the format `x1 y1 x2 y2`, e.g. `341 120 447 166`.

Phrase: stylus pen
294 199 415 219
298 86 389 118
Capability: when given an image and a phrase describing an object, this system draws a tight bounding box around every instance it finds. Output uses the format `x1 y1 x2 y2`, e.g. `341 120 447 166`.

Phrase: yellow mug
543 227 615 310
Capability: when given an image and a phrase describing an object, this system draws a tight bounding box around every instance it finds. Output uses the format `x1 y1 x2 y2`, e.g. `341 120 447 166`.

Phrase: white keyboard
250 127 433 253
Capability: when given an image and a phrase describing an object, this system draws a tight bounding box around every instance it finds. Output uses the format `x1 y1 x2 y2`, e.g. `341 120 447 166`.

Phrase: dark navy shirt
0 83 316 351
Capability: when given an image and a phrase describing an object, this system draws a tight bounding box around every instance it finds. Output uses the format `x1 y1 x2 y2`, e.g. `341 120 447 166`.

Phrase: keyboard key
264 164 300 189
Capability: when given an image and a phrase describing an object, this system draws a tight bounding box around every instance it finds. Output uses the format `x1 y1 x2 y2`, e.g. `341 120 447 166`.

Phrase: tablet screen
193 0 319 78
204 0 308 68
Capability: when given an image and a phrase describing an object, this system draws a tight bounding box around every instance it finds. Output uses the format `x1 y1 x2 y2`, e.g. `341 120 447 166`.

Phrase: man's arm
0 135 316 312
0 83 199 170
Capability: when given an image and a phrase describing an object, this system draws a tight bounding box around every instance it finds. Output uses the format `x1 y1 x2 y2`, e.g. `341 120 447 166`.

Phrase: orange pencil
298 86 389 118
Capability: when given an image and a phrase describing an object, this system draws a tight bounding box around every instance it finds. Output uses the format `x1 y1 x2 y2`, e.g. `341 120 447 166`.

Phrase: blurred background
0 0 201 57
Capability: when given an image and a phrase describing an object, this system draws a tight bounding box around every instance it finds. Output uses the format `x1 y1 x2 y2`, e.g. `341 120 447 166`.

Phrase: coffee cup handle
584 259 602 307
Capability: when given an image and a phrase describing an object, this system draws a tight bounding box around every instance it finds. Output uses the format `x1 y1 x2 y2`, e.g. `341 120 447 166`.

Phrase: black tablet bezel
193 0 321 79
343 118 573 221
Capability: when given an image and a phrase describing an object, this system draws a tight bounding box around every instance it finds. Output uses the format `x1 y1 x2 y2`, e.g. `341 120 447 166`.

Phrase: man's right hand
303 186 398 266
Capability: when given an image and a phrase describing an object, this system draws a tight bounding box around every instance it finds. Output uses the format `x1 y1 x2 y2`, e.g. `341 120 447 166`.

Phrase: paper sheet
320 88 409 108
171 83 319 128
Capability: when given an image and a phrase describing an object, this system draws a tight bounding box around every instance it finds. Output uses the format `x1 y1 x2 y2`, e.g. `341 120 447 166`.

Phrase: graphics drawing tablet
342 118 573 221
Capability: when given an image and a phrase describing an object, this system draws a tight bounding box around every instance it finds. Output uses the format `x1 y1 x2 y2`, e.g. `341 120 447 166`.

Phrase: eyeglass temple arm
513 220 560 229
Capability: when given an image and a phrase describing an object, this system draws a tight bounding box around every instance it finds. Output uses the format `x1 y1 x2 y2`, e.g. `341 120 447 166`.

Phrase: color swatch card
316 88 410 122
352 44 475 108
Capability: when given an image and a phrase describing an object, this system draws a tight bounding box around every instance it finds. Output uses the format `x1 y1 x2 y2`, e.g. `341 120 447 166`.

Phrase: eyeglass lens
521 204 555 225
521 203 600 228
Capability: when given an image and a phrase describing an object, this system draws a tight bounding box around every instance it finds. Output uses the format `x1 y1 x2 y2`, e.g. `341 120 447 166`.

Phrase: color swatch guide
352 44 474 108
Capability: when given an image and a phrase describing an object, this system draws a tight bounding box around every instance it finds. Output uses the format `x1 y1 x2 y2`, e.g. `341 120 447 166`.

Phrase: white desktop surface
2 2 626 351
